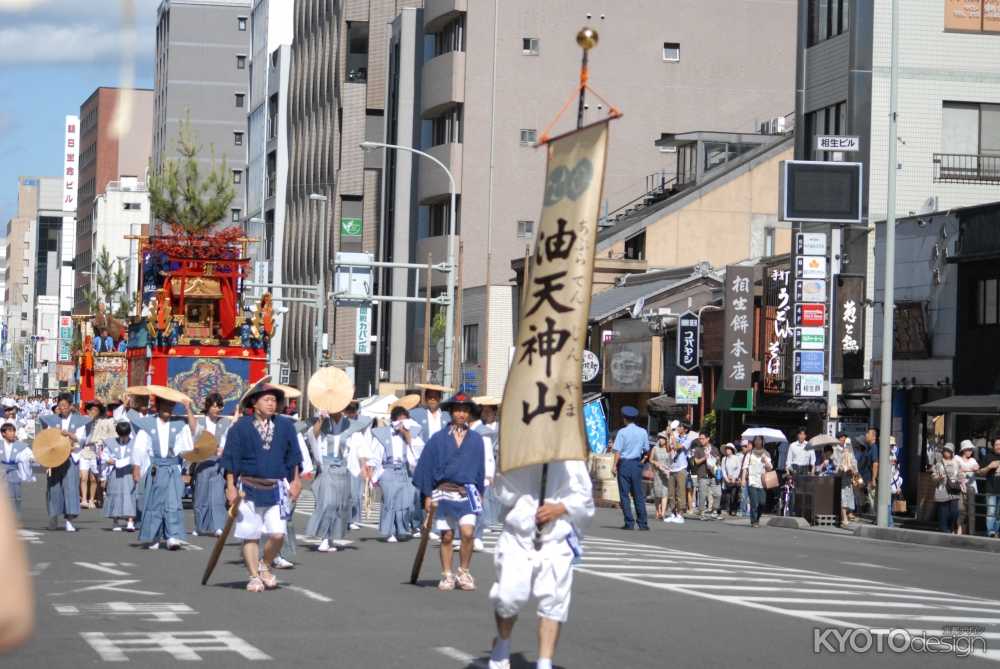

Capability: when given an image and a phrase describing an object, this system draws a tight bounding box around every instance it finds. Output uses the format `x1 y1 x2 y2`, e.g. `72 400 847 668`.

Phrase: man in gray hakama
134 397 194 550
1 423 33 515
39 394 91 531
371 407 419 542
305 412 357 552
192 393 231 536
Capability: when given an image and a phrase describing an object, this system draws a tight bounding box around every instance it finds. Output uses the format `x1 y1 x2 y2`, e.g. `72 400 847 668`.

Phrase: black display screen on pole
780 160 863 224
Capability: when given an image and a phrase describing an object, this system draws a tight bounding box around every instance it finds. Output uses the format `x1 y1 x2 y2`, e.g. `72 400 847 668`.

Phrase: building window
936 101 1000 183
519 129 537 146
764 226 776 256
235 93 245 108
662 42 680 62
807 0 848 46
429 105 463 146
977 278 1000 326
234 132 244 146
122 202 141 211
238 16 247 31
522 37 539 55
624 230 646 260
346 21 369 83
462 324 479 363
517 220 534 239
804 100 847 161
427 198 460 237
233 170 242 184
236 55 246 70
434 15 465 56
231 208 241 222
944 0 1000 32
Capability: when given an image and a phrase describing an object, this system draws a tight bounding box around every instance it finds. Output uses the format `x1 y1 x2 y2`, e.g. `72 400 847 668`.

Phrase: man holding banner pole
489 26 617 669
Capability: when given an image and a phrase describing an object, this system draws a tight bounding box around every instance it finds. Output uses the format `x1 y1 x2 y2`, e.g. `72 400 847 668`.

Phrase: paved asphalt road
7 483 1000 668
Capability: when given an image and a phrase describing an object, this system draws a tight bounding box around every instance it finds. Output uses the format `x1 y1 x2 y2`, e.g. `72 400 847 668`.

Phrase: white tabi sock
491 637 511 662
536 659 552 669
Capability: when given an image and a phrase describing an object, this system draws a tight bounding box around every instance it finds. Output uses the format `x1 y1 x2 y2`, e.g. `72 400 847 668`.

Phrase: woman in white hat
932 443 963 534
957 440 981 535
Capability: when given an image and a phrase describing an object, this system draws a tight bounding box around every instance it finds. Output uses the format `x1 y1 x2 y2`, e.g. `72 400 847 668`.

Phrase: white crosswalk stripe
475 532 998 661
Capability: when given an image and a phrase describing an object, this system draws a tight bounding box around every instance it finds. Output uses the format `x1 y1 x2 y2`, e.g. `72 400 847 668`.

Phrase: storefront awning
647 394 689 416
919 395 1000 415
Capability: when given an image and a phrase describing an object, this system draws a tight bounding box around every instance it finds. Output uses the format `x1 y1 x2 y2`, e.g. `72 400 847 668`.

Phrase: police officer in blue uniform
613 406 650 530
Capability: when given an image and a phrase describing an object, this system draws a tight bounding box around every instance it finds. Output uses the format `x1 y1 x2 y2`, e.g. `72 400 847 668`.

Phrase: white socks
537 659 552 669
491 637 511 662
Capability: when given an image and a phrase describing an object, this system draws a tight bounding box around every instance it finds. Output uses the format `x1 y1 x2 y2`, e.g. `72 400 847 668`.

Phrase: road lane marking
434 646 486 667
30 562 50 576
56 602 197 622
81 631 271 662
840 561 901 570
49 579 163 597
284 585 333 602
18 529 43 544
75 561 131 576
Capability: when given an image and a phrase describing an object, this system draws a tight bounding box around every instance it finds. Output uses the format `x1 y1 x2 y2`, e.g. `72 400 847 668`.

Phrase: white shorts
434 512 477 533
233 500 286 540
79 458 98 473
489 531 575 623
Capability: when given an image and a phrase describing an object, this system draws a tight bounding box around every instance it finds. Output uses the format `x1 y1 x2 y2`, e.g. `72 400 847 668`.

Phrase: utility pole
877 0 900 528
310 193 329 371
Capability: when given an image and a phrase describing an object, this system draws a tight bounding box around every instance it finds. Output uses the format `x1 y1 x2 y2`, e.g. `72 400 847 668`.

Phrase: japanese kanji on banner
500 120 610 472
723 265 754 391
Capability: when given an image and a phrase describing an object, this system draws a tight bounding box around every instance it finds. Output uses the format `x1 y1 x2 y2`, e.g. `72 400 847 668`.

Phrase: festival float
75 226 273 413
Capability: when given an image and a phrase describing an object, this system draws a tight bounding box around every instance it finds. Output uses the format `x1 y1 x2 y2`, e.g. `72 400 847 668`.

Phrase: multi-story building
74 87 154 313
5 179 42 389
246 0 293 379
152 0 251 233
86 177 151 314
284 0 422 394
795 0 1000 417
381 0 797 395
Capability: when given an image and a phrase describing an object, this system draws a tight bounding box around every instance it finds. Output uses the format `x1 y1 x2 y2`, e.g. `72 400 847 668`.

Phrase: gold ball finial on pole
576 27 598 50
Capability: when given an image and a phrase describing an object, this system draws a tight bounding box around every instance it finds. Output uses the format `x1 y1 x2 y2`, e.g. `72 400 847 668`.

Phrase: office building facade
382 0 798 395
153 0 251 234
74 87 154 313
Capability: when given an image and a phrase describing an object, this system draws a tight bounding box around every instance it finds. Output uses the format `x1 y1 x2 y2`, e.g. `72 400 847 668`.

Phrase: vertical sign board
723 265 754 391
763 262 792 394
676 310 700 372
833 275 865 380
57 316 72 363
355 304 371 355
60 116 79 369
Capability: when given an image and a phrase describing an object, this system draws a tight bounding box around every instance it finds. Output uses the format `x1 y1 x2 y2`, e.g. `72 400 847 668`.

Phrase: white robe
489 460 594 623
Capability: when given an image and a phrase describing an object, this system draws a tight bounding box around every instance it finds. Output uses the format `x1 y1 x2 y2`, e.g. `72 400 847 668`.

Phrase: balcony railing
933 153 1000 184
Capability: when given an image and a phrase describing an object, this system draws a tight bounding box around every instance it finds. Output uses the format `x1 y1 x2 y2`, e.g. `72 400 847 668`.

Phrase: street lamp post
359 140 457 389
309 194 329 372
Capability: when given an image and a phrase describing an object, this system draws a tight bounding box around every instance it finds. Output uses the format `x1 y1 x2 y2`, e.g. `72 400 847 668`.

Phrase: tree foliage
82 247 132 320
148 117 236 234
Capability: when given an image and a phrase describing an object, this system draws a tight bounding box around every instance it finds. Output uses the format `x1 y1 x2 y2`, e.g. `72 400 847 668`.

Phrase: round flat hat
441 392 478 413
390 394 421 411
273 383 302 400
146 385 191 405
183 430 220 463
307 367 355 414
239 375 272 408
416 383 452 394
472 396 501 407
126 385 152 396
34 428 72 468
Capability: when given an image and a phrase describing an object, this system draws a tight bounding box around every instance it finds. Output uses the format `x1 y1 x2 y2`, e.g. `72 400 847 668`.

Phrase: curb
853 525 1000 553
766 516 811 530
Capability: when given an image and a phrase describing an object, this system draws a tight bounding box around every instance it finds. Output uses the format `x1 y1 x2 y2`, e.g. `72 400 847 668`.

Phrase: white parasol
741 427 789 443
